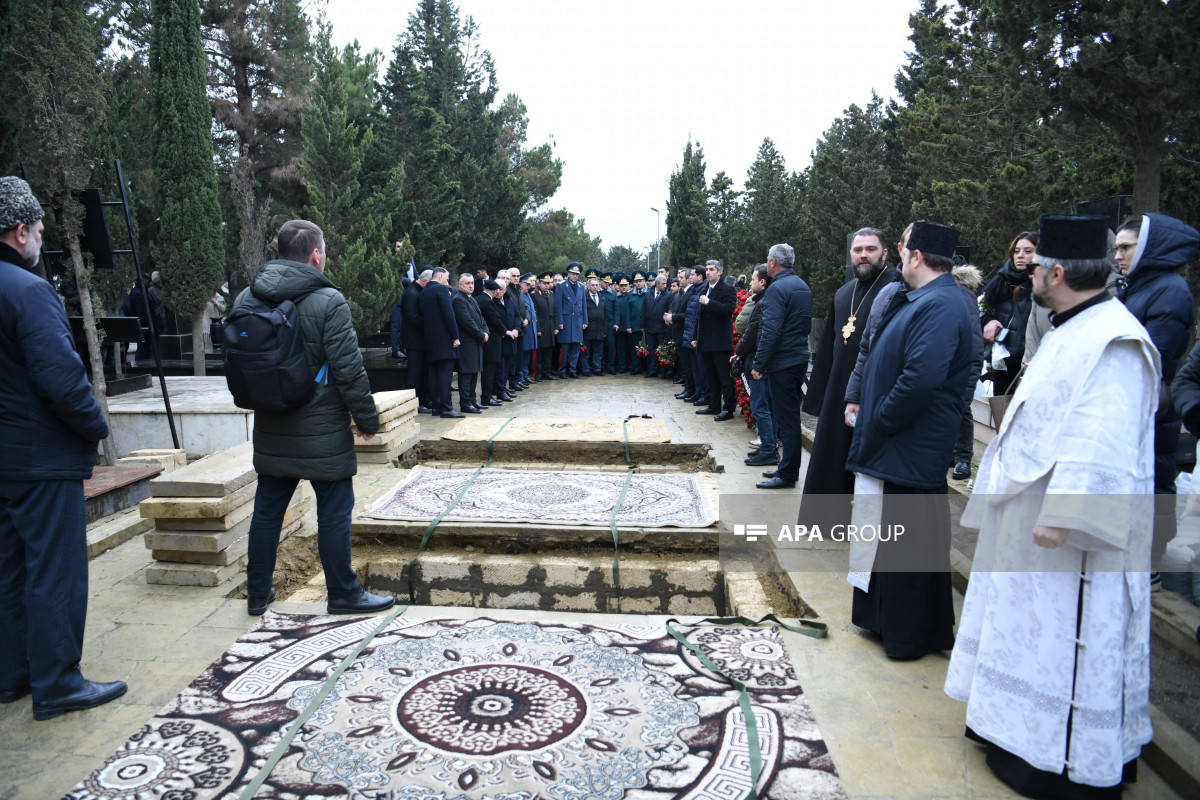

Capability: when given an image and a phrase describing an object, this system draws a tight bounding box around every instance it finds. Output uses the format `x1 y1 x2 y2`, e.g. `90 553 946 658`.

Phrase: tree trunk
1132 117 1164 214
192 313 206 376
68 237 118 466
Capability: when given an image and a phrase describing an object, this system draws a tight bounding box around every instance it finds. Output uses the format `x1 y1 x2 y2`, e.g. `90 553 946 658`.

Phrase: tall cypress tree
150 0 226 376
665 139 713 268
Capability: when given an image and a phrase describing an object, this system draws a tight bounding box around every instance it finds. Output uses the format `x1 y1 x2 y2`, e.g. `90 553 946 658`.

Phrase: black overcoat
452 288 486 373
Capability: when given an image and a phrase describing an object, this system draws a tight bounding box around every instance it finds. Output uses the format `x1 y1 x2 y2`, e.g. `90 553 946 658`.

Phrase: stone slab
151 514 304 565
413 439 714 469
144 558 243 587
355 419 418 451
152 497 256 531
378 410 417 432
139 481 257 520
356 431 419 465
128 449 188 467
105 377 254 458
150 441 255 497
86 508 153 559
145 495 311 553
117 453 183 475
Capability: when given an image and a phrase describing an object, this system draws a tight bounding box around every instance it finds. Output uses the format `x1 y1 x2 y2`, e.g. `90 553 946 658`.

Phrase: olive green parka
234 259 379 481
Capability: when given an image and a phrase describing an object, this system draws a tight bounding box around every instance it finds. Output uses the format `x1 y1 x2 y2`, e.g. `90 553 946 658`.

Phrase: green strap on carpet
605 414 649 612
405 414 520 602
665 614 828 800
237 605 408 800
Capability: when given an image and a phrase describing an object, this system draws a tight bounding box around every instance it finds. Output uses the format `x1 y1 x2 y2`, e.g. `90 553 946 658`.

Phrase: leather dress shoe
33 679 127 720
248 587 276 616
674 391 689 399
681 394 697 402
544 373 560 380
644 373 657 378
511 384 525 392
327 589 396 616
0 685 31 703
756 476 796 489
501 391 515 400
470 403 486 411
439 410 465 419
673 377 685 384
762 470 778 478
691 397 710 406
460 406 482 414
566 372 579 378
714 410 734 422
608 369 617 375
696 407 718 415
745 451 781 466
486 398 504 406
952 460 971 480
417 405 433 414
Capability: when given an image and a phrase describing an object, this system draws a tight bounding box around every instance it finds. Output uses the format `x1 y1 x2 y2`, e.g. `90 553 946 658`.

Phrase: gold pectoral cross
841 315 857 343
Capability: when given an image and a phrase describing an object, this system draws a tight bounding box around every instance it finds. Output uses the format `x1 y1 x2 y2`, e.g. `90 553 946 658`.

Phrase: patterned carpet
366 466 719 527
440 417 670 443
68 613 846 799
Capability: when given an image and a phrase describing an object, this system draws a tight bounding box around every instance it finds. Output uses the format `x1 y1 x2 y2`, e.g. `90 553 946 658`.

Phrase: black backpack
222 290 327 412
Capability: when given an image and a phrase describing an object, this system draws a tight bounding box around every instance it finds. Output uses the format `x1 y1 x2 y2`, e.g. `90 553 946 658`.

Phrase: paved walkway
0 373 1183 798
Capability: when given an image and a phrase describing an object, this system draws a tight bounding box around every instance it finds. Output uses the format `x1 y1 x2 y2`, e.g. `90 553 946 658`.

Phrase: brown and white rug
365 466 719 527
67 613 846 799
441 416 670 443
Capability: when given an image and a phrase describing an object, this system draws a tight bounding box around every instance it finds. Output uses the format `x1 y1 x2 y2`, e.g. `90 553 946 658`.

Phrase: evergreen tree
302 20 403 335
707 171 741 272
606 244 646 276
523 208 603 273
150 0 225 376
7 0 117 462
665 139 713 268
736 138 802 267
202 0 312 283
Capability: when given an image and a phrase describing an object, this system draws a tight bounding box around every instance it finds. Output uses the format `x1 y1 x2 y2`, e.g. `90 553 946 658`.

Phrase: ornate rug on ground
365 466 719 528
440 417 670 443
68 613 846 800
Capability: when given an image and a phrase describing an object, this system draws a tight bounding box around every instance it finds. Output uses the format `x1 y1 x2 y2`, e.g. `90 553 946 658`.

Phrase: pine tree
302 20 403 335
665 139 713 268
708 171 741 273
151 0 226 376
7 0 118 462
735 138 802 267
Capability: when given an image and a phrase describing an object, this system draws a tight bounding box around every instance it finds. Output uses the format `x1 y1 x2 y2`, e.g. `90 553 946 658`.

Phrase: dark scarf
983 258 1032 309
0 241 32 270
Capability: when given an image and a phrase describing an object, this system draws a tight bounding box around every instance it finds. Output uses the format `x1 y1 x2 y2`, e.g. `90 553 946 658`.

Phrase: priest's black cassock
798 269 900 531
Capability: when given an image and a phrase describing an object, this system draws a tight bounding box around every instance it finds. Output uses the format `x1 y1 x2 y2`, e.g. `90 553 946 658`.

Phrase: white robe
944 297 1159 789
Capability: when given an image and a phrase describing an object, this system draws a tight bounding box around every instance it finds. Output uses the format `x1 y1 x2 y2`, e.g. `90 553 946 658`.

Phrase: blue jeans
247 474 362 601
768 362 807 483
747 375 776 454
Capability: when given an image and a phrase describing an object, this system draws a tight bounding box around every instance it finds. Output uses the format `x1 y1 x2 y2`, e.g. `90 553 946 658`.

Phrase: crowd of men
8 160 1200 799
390 260 759 415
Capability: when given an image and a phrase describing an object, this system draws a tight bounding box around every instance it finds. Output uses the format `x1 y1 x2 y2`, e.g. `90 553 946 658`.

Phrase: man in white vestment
945 215 1160 798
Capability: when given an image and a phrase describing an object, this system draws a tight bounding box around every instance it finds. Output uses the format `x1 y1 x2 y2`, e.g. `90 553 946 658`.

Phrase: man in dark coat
477 280 507 405
236 220 393 618
0 177 127 719
844 221 973 660
504 268 530 391
1115 212 1199 566
668 269 691 390
451 272 487 413
401 268 432 412
532 271 558 380
799 229 898 512
693 260 738 420
628 270 647 373
419 268 463 418
601 273 618 373
641 273 672 378
681 266 709 403
498 274 522 395
753 246 813 488
555 262 585 377
582 277 607 375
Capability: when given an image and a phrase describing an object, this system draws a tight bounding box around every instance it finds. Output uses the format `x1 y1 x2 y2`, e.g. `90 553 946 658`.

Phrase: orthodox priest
945 215 1158 797
799 227 899 530
844 221 973 660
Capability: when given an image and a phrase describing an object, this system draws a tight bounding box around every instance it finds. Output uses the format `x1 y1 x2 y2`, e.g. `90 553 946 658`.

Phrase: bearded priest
945 214 1159 798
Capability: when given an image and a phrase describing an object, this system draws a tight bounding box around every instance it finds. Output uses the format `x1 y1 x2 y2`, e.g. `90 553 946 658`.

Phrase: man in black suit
476 280 507 405
452 273 488 412
641 273 672 378
581 277 607 375
693 260 738 421
418 268 463 418
401 268 432 412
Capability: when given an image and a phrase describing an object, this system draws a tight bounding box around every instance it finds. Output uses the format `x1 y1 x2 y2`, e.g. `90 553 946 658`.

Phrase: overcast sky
324 0 917 256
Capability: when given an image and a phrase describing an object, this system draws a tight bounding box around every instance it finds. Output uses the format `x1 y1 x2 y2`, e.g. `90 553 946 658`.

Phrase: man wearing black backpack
234 220 394 617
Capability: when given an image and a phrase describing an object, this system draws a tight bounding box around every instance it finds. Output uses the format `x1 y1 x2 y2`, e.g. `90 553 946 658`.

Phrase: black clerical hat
1036 215 1109 260
906 221 959 259
483 279 500 291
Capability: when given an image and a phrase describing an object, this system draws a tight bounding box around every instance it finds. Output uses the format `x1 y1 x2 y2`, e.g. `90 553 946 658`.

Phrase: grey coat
235 259 378 481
